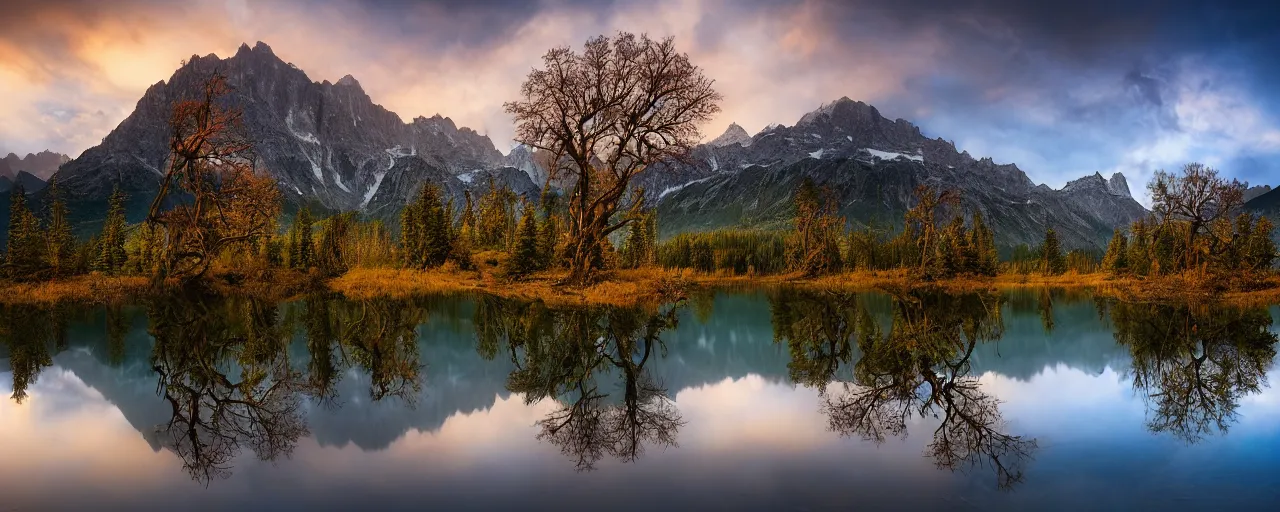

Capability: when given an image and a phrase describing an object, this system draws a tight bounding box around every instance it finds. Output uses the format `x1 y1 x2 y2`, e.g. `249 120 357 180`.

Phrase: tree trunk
567 230 598 285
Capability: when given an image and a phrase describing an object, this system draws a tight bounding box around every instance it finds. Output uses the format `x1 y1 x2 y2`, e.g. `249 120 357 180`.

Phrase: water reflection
146 291 307 484
771 290 1035 489
478 297 685 470
1105 300 1278 443
301 295 425 404
0 288 1277 504
2 304 57 403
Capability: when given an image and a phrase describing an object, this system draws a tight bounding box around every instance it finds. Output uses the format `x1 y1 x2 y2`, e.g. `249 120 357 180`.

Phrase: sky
2 0 1280 200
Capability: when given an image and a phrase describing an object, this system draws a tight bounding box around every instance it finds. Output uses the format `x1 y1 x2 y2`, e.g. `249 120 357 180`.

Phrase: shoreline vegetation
4 264 1278 307
3 34 1277 309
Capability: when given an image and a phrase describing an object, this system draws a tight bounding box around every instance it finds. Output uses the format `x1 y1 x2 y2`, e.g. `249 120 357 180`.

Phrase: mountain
707 123 752 148
1246 187 1280 229
27 43 1146 252
49 41 535 229
2 151 70 180
14 171 46 194
653 97 1149 252
504 144 550 186
1243 183 1273 203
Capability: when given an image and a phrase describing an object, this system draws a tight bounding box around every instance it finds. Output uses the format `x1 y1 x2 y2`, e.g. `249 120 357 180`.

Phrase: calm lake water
1 288 1278 511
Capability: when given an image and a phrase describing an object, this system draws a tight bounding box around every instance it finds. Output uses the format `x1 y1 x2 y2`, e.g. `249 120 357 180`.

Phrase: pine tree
1102 229 1129 275
933 228 958 277
95 187 128 274
947 215 972 274
315 212 354 277
622 211 650 269
969 212 998 276
400 202 422 267
418 184 451 267
476 177 516 250
1151 223 1177 275
1127 218 1151 276
536 190 562 269
6 185 45 279
459 189 477 243
506 201 541 277
287 224 300 268
44 179 75 276
642 211 657 266
691 237 715 272
296 207 314 269
537 210 558 269
1039 228 1065 275
133 221 164 275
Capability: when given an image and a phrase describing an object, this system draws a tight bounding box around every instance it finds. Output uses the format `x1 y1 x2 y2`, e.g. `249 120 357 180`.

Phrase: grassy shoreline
2 264 1277 307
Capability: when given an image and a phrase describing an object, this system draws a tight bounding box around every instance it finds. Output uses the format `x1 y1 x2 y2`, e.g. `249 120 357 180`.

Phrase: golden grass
328 264 1280 306
0 273 151 305
330 265 694 307
4 264 1278 307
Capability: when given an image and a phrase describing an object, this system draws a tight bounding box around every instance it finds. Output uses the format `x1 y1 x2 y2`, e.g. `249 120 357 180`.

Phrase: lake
1 288 1278 511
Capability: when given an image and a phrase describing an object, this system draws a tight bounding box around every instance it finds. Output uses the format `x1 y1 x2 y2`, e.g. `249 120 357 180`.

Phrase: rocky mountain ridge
652 97 1150 251
50 41 534 226
2 151 70 180
28 42 1174 252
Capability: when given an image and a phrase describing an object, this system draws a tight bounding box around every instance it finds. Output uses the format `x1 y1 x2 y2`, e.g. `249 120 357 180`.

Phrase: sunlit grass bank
3 264 1277 307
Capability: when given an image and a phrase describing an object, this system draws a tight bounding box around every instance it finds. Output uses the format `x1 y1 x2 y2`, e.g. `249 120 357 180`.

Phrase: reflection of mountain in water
970 290 1131 380
1 290 1272 457
297 312 519 450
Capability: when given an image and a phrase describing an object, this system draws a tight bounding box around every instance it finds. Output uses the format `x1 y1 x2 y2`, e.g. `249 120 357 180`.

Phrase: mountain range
646 98 1148 251
1 151 68 181
13 40 1270 252
48 42 537 229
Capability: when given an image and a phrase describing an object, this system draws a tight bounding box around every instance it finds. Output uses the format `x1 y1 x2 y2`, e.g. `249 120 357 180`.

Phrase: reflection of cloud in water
0 367 180 507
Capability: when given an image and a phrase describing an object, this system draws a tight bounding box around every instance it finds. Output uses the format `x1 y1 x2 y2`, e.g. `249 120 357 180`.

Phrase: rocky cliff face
654 98 1150 252
51 41 529 226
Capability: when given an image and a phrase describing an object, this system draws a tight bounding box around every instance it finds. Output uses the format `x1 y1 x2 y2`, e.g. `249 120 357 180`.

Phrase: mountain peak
336 74 362 89
1062 171 1133 199
708 122 751 147
1107 172 1132 198
252 41 274 55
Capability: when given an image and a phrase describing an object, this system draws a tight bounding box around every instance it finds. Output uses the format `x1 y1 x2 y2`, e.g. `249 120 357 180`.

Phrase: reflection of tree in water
147 291 307 485
478 297 685 470
772 290 1037 490
301 295 425 405
147 292 429 484
1106 300 1277 443
0 304 60 404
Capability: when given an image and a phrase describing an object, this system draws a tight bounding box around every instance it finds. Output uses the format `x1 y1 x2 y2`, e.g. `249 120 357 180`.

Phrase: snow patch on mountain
333 172 351 193
385 146 414 158
659 176 716 199
361 156 394 209
809 149 825 159
864 148 923 162
285 110 320 145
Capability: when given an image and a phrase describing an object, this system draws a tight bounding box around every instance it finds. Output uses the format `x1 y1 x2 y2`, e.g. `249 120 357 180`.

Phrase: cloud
1 0 1279 198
